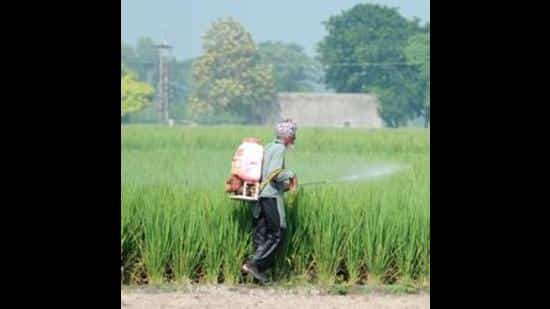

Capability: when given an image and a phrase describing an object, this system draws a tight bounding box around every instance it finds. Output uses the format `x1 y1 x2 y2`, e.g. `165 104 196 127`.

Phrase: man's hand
289 175 298 192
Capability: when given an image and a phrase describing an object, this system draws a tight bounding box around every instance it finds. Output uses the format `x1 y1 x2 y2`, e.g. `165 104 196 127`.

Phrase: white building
274 92 383 128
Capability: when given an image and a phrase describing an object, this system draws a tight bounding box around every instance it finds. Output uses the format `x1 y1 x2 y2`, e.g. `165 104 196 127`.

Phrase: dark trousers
251 197 284 272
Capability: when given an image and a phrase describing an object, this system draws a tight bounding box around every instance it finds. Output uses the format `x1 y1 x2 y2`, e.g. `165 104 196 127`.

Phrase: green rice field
121 125 430 286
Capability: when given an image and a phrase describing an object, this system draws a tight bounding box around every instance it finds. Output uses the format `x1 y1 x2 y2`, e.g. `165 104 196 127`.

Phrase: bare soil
121 285 429 309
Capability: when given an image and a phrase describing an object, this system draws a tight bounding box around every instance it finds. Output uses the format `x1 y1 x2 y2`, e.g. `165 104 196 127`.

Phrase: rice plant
121 125 429 285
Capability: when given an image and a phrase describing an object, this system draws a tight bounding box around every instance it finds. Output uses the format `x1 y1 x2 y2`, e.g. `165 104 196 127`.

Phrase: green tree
121 39 157 122
121 38 158 83
188 18 277 124
165 58 193 120
134 37 158 82
317 4 425 127
121 43 139 73
121 67 155 117
258 41 321 92
404 31 430 127
122 37 195 122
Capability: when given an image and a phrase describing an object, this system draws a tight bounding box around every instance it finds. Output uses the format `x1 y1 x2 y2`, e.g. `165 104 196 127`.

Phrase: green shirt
256 139 294 228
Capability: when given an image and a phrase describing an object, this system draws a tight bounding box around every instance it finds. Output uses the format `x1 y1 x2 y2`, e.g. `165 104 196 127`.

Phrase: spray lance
298 178 355 187
286 174 374 206
300 180 333 186
287 164 406 206
285 178 341 206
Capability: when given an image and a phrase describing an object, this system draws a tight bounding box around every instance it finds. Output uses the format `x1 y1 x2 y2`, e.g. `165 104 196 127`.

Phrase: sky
122 0 429 60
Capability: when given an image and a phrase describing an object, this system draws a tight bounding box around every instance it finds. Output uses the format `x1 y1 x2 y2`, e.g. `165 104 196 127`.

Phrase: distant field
122 125 430 286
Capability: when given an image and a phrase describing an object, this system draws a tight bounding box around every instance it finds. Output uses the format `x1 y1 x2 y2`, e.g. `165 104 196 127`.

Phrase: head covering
275 119 297 138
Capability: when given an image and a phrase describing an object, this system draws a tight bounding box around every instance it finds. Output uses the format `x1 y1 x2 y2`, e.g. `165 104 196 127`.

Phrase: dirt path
122 285 429 309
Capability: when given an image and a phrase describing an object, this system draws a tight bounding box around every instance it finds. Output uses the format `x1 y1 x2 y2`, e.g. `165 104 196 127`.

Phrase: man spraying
242 119 298 283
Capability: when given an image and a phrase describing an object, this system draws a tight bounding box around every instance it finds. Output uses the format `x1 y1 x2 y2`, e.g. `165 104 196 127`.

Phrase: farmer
242 119 298 283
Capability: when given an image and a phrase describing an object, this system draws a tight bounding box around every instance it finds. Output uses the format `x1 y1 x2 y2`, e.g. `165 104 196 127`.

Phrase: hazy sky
122 0 429 60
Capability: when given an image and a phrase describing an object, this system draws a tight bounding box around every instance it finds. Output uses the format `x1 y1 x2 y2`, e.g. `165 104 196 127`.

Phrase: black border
9 1 539 307
9 2 121 307
430 1 539 307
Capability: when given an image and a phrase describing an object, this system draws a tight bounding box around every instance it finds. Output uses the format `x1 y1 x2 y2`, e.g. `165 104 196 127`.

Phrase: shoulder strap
259 168 282 191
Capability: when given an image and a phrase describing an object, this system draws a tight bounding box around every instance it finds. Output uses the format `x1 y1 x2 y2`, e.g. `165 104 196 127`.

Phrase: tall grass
121 125 429 285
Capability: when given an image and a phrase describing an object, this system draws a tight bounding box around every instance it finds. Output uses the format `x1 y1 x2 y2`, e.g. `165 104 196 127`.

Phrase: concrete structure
273 92 383 128
154 40 173 123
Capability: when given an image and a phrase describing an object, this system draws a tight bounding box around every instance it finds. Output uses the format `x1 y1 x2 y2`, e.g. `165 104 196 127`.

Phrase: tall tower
154 40 173 123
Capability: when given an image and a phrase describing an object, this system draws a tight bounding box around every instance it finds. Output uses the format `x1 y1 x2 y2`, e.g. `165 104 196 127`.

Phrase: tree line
122 3 429 127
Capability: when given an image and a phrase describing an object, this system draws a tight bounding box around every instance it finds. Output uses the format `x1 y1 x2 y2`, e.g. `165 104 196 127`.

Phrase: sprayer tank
231 138 263 182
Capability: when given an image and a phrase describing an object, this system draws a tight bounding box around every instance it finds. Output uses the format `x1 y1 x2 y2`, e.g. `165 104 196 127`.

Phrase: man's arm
262 146 294 188
272 146 294 183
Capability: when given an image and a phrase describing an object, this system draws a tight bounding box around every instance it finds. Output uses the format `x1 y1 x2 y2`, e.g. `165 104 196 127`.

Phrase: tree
134 37 158 82
121 39 158 122
258 41 322 92
404 32 430 127
121 66 154 117
188 18 277 124
168 58 194 119
121 38 158 83
122 37 195 122
121 43 139 73
317 4 425 127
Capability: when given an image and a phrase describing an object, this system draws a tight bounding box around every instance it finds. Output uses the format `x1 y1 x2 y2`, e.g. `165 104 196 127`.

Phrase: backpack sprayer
225 137 264 201
225 137 295 201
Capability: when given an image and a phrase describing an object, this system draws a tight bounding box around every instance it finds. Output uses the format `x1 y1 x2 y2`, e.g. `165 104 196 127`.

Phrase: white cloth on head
276 120 297 137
